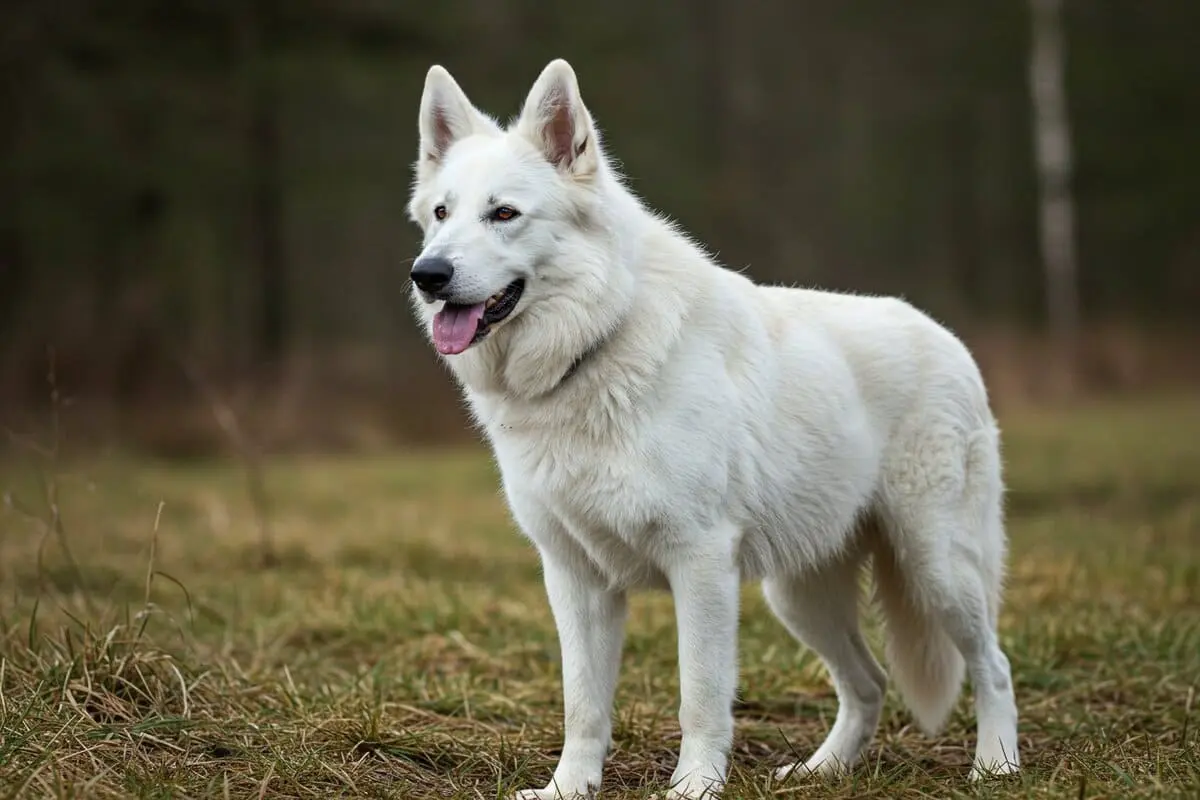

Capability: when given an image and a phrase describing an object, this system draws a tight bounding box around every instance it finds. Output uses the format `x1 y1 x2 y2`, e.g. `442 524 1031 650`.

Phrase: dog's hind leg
940 568 1019 780
876 428 1020 780
764 548 887 781
878 513 1020 779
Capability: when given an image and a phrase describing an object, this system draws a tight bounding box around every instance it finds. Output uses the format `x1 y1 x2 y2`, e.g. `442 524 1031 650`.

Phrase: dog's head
406 59 608 357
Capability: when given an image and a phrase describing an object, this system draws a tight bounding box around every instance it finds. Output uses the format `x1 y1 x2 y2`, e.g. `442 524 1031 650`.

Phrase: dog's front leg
666 542 740 798
516 552 627 800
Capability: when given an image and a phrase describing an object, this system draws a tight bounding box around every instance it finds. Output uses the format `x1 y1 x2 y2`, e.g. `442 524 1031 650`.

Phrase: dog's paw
773 761 815 783
513 790 588 800
967 758 1020 782
666 762 725 799
666 742 727 798
512 766 600 800
512 750 605 799
512 787 593 800
773 752 850 783
664 776 724 799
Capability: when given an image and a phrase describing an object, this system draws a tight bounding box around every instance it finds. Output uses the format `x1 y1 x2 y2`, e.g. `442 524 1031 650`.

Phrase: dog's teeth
486 297 497 308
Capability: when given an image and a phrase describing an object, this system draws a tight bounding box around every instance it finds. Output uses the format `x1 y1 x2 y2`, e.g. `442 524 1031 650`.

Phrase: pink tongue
432 303 486 355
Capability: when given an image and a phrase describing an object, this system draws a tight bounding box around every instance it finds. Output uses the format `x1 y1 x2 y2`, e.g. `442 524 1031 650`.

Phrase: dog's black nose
411 256 454 294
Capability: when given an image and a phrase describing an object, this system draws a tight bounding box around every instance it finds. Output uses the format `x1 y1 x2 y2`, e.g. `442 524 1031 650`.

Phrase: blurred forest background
2 0 1198 456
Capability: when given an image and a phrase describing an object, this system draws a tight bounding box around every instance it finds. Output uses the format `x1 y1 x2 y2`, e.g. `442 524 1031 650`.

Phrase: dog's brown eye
492 206 519 222
434 205 447 221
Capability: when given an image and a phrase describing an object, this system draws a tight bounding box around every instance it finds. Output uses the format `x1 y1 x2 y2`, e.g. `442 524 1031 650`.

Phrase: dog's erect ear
418 66 495 166
516 59 598 178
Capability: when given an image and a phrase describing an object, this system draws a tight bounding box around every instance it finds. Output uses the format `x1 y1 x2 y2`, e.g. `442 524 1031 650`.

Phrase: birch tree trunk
1029 0 1080 390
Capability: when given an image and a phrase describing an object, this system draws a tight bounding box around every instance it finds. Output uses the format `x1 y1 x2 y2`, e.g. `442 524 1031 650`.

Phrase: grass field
1 396 1198 798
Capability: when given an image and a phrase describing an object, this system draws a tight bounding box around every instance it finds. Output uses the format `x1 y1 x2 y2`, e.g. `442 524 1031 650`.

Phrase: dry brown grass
1 395 1198 798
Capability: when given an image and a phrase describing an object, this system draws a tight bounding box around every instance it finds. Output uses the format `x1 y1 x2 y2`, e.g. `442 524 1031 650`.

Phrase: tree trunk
1029 0 1080 390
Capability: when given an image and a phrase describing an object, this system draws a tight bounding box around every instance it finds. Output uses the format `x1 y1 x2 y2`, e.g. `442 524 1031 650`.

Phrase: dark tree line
2 0 1197 406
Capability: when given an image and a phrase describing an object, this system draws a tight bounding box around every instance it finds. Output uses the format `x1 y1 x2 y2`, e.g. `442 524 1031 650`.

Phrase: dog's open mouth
432 279 525 355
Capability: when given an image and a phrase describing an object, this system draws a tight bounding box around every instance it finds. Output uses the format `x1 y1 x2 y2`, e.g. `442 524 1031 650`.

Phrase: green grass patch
1 396 1198 798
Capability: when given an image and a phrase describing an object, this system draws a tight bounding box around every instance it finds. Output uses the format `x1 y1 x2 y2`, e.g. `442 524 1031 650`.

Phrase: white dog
405 58 1020 799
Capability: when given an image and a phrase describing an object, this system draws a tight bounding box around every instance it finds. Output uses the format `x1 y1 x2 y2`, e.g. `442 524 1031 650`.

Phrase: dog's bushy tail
871 541 965 735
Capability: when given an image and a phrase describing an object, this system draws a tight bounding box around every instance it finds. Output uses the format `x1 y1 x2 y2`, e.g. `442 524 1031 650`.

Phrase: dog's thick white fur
406 59 1020 799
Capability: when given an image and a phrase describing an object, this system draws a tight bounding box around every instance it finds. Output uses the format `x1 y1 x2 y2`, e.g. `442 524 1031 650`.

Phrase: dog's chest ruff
487 411 684 587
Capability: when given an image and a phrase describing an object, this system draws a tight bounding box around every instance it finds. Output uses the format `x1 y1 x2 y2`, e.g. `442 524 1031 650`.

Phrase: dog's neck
445 241 702 448
454 252 638 401
547 326 612 393
454 284 632 402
